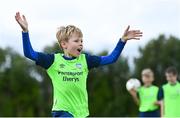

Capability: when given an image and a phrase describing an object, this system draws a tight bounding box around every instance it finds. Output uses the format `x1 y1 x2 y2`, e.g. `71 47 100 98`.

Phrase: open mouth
77 48 82 53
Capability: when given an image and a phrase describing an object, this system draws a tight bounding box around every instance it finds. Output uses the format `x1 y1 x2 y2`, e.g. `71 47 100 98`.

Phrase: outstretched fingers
15 12 28 32
22 15 27 22
130 38 140 40
130 31 143 40
15 12 22 22
125 25 130 32
133 30 143 36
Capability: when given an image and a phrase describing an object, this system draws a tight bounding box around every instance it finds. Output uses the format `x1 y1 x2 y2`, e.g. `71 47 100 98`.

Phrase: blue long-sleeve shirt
22 32 126 70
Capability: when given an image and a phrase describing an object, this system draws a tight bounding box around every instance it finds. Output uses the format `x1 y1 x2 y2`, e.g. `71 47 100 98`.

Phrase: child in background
15 12 143 117
128 68 161 117
158 66 180 117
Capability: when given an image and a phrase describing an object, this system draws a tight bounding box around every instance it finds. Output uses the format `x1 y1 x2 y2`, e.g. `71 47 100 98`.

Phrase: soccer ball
126 78 141 91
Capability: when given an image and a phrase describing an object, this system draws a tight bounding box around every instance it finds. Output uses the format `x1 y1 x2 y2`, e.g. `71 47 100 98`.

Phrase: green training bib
47 53 89 117
163 82 180 117
138 85 159 112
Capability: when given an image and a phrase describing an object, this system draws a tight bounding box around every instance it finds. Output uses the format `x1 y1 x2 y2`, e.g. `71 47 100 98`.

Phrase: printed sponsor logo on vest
58 71 83 82
63 76 79 82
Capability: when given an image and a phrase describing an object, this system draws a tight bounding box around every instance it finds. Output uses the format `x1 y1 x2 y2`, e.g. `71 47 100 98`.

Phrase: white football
126 78 141 91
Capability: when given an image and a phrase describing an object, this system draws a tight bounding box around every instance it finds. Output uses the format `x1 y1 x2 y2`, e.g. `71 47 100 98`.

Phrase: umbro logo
59 64 65 68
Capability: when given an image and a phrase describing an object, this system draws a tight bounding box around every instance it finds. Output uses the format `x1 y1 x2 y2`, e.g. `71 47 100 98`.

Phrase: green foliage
0 48 46 116
0 48 5 66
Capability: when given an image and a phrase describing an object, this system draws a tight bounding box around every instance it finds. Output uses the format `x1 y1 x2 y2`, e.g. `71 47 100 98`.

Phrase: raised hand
122 25 143 42
15 12 28 32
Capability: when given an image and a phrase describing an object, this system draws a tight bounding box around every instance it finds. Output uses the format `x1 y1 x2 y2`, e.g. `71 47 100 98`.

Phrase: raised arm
15 12 38 61
15 12 54 69
100 25 143 66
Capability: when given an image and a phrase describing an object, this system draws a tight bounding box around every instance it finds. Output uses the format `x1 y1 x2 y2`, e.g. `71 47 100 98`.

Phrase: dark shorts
139 109 160 117
52 110 73 117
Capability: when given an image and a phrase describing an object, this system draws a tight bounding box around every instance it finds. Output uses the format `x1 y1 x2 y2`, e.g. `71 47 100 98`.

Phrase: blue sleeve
85 53 101 70
157 87 164 100
22 32 38 61
22 32 54 69
35 52 54 69
100 39 126 66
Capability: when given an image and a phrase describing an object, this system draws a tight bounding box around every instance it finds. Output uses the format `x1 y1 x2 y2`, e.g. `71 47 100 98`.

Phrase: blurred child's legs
139 109 160 117
52 110 73 117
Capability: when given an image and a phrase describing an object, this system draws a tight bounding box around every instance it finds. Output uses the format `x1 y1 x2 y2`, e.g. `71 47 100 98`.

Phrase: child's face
141 74 154 86
61 33 83 57
165 73 177 84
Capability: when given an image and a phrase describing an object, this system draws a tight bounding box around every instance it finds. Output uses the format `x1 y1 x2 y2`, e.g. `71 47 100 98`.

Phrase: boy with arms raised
15 12 143 117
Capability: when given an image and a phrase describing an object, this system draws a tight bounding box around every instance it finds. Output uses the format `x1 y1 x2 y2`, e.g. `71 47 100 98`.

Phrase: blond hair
56 25 83 49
